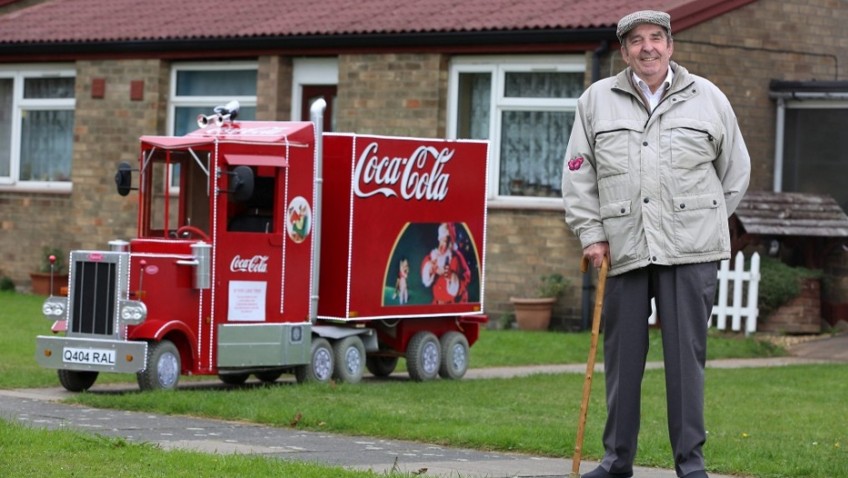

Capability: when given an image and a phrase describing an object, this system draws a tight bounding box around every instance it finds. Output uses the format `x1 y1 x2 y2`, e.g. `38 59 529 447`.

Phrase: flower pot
510 297 556 330
29 272 68 296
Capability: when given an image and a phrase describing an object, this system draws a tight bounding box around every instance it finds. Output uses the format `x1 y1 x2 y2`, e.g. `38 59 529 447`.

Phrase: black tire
137 340 181 391
439 331 470 380
218 372 250 385
254 370 283 384
406 332 441 382
366 355 399 377
57 369 98 392
332 336 365 384
294 337 334 384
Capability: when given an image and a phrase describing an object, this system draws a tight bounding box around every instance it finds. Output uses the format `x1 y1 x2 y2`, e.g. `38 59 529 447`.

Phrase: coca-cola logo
230 255 269 273
353 142 453 201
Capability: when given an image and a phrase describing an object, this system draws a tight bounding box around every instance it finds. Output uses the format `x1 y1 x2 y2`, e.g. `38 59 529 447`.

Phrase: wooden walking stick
569 255 609 478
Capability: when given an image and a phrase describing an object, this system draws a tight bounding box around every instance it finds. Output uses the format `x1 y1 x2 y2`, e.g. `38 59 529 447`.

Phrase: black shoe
681 471 709 478
582 466 633 478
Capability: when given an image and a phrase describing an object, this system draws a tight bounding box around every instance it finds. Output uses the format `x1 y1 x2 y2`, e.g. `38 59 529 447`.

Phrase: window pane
20 109 74 181
24 77 75 99
174 105 256 136
782 107 848 211
176 70 257 96
499 110 573 197
504 72 584 98
456 72 491 139
0 78 12 177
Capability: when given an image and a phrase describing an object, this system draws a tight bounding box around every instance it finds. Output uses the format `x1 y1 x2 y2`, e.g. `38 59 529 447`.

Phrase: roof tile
0 0 751 44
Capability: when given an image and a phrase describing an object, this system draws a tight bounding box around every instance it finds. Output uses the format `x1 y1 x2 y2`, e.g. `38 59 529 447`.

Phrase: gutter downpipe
772 96 785 192
581 40 610 331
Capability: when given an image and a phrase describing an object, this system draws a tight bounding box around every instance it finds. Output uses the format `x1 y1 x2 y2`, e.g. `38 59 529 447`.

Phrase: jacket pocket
600 199 639 267
665 118 720 170
671 193 727 254
593 120 642 179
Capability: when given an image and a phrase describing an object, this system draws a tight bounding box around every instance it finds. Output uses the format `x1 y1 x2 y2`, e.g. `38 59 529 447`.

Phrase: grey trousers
599 262 718 477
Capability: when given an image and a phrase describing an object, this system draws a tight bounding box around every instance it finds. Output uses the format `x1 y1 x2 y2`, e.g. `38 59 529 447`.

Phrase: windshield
140 148 211 239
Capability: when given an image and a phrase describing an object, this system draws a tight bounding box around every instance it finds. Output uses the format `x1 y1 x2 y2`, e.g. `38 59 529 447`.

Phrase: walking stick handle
570 256 608 477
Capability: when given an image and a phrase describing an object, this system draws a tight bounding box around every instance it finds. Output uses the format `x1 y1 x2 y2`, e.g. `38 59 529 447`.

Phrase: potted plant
30 247 68 296
510 273 569 330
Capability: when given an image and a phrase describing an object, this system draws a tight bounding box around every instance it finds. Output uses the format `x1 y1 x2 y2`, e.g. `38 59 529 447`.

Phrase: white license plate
62 347 116 366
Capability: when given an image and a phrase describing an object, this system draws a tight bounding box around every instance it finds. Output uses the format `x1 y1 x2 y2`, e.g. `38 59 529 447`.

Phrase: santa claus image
421 223 471 304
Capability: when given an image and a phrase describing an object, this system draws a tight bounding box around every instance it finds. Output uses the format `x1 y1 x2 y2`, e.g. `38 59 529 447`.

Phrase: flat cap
616 10 671 42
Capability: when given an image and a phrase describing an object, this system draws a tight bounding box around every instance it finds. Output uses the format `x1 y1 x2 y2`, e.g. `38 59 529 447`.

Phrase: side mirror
115 162 133 196
230 166 255 202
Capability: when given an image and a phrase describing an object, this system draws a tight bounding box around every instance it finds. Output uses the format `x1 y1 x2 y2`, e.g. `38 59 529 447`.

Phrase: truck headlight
119 300 147 325
42 297 67 320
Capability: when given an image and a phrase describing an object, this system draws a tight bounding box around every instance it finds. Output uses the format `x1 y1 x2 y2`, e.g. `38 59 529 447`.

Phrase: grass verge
2 290 785 389
0 420 390 477
63 364 848 478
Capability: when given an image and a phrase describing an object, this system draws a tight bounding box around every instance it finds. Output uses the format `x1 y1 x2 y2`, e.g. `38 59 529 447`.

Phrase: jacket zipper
643 80 695 128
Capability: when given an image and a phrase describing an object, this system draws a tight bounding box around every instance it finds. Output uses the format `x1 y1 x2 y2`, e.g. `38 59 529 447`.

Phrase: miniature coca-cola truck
35 101 489 391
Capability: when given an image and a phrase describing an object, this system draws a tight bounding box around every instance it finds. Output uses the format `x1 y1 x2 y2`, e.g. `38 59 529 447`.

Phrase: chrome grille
67 251 129 338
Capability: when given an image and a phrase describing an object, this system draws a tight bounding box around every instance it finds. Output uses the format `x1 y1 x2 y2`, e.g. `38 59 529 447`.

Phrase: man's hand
583 242 610 269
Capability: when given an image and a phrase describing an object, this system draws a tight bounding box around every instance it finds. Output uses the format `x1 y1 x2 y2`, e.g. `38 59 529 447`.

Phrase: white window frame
0 64 75 193
168 61 259 135
447 55 585 209
291 57 339 121
773 97 848 192
167 61 259 193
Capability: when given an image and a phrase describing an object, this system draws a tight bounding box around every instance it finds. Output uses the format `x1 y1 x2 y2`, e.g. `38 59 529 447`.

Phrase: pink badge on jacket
568 156 584 171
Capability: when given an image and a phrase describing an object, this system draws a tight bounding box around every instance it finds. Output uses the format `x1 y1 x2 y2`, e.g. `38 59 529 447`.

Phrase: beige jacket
562 62 750 276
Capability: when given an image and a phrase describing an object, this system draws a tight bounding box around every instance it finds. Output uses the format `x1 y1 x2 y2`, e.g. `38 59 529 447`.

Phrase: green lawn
0 290 785 389
0 420 390 478
3 290 845 478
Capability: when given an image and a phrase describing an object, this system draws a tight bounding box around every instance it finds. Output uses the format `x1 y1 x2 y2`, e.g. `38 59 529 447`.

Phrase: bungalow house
1 0 846 328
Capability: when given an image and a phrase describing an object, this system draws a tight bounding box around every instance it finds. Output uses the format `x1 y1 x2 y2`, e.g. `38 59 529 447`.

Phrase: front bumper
36 336 148 373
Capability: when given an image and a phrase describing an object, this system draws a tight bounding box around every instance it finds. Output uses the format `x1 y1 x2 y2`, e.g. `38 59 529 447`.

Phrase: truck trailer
36 101 490 391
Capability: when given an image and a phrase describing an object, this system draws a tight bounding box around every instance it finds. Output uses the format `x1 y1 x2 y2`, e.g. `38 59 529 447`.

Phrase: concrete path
2 333 845 478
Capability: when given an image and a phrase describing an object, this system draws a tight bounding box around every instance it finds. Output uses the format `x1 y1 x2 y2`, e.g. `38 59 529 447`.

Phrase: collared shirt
632 67 674 111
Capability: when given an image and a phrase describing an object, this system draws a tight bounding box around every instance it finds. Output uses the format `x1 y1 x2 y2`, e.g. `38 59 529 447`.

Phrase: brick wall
0 59 165 288
823 248 848 325
257 56 293 121
760 277 822 334
485 209 584 330
72 60 166 251
0 193 73 287
336 53 446 137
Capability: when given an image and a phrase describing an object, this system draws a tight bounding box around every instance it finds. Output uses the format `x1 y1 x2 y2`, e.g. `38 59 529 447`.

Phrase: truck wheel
218 372 249 385
332 336 365 384
406 332 441 382
366 356 399 377
295 337 334 384
439 331 470 380
137 340 181 391
57 370 98 392
255 370 283 384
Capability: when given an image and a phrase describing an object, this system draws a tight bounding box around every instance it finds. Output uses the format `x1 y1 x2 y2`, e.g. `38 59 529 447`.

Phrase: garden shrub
755 255 821 318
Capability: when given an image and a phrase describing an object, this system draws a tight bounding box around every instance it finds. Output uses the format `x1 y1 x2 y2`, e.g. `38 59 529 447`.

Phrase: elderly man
561 10 750 478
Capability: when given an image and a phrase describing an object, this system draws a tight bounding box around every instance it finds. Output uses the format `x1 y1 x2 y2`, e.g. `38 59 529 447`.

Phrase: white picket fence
648 252 761 335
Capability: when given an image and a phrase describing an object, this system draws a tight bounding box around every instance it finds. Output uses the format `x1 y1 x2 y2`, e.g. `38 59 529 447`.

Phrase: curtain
20 77 75 182
499 72 581 197
0 79 12 177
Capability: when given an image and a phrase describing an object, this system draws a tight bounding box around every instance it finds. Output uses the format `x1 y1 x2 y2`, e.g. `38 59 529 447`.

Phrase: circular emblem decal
145 265 159 275
286 196 312 244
